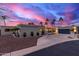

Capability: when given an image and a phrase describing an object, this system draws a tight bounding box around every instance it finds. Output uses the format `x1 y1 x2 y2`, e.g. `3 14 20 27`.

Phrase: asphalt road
25 40 79 56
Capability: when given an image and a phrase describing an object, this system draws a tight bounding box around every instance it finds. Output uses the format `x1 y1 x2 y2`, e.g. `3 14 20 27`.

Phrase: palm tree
28 22 35 25
46 18 49 22
45 22 48 25
51 19 56 26
59 17 63 21
44 18 49 32
59 17 64 25
40 22 43 26
45 18 49 26
31 22 35 25
1 15 7 26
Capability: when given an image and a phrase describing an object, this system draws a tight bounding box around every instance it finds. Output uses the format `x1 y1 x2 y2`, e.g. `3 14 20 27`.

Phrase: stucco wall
19 26 42 37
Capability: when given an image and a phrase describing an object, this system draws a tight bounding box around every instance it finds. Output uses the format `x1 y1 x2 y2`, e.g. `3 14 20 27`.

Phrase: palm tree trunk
4 19 6 26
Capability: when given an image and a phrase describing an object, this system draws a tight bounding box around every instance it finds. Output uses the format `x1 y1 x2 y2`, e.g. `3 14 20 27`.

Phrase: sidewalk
2 34 78 56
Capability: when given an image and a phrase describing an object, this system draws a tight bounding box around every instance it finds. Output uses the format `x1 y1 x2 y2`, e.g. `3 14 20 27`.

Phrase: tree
28 22 35 25
40 22 43 26
45 18 49 26
1 16 7 26
59 17 63 22
31 22 35 25
51 19 56 26
59 17 64 25
46 18 49 22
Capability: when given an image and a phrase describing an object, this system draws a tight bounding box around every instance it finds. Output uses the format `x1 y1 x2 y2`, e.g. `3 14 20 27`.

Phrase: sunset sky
0 3 79 26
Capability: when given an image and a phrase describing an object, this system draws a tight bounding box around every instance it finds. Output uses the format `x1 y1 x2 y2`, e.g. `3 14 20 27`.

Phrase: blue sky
0 3 79 26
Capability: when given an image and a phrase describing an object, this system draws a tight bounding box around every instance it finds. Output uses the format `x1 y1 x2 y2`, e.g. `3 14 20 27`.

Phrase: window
23 32 27 37
36 32 39 36
30 32 34 36
5 29 10 32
